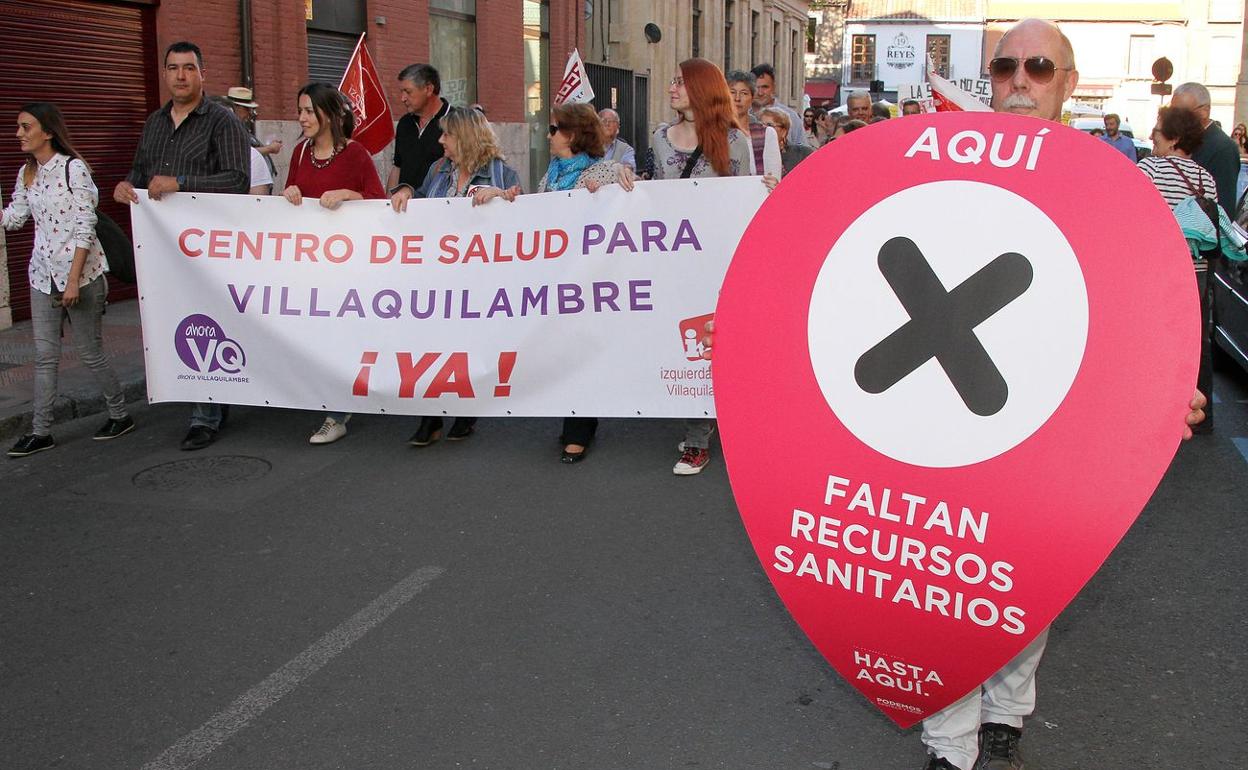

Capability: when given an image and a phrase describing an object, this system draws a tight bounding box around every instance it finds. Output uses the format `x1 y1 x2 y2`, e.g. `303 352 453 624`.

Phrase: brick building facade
0 0 584 328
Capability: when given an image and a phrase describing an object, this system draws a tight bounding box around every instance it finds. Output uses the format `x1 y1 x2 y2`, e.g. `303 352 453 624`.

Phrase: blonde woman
406 107 523 447
760 106 816 176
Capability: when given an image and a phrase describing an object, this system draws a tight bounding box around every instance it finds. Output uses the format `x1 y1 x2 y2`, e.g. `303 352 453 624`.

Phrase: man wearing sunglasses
919 19 1076 770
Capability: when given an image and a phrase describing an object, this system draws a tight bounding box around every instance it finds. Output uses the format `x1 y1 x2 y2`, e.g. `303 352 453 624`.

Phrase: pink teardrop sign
713 112 1199 727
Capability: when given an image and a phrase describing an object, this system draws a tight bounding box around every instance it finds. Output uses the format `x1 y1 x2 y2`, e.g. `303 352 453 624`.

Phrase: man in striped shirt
114 40 251 451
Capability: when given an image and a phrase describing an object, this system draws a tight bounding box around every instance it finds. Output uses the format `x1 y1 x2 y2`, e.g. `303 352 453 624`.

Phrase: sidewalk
0 299 148 442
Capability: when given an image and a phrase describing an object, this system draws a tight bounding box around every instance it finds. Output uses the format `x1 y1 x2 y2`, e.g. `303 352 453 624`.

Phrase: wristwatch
176 175 187 189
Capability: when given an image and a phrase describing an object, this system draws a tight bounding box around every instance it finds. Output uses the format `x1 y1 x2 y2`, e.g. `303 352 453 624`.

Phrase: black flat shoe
94 416 136 440
8 433 55 458
408 418 442 447
447 418 475 440
560 444 589 464
180 425 217 451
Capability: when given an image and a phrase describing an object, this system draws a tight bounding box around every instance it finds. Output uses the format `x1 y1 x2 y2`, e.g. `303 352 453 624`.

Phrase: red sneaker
673 446 710 475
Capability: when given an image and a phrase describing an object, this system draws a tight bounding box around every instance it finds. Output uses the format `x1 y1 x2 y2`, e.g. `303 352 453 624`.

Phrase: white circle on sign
807 180 1089 468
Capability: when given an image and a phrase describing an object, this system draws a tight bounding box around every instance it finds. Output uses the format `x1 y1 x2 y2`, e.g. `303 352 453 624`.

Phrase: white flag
555 49 595 105
927 55 991 113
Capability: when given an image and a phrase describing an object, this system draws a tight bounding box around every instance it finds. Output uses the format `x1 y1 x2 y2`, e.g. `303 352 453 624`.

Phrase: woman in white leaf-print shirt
1 102 133 457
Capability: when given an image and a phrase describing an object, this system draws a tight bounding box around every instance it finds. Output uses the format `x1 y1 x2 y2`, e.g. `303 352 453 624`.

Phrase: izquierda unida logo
174 314 250 382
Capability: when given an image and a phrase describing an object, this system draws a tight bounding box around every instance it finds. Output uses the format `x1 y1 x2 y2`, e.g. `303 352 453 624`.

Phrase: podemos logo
175 314 246 375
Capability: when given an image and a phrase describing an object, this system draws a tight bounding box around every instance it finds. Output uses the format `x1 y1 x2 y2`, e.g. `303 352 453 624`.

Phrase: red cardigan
285 140 386 199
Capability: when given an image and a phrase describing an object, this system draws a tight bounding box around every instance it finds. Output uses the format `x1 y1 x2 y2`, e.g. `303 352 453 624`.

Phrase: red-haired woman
650 58 773 475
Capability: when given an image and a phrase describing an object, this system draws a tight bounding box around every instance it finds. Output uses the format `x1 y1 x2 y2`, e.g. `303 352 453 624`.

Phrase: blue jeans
189 402 224 430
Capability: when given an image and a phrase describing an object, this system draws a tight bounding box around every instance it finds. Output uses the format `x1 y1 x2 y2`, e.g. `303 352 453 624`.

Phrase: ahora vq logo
175 314 246 375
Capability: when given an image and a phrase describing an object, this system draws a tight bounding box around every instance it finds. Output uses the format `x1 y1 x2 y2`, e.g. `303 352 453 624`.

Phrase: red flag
339 33 395 155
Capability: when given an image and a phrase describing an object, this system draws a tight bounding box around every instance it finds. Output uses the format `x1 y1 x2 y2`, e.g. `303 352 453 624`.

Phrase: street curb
0 374 148 442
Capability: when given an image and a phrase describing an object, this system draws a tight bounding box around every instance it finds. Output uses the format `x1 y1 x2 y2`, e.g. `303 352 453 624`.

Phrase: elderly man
846 91 873 122
915 23 1079 767
388 63 451 212
918 23 1211 770
1172 82 1240 216
599 108 635 171
697 15 1207 770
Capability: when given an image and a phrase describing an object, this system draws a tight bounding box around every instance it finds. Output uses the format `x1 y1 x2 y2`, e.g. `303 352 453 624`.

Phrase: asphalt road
2 366 1246 770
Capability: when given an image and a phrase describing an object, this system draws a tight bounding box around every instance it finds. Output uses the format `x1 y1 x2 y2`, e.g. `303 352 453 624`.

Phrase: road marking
1233 437 1248 465
141 566 445 770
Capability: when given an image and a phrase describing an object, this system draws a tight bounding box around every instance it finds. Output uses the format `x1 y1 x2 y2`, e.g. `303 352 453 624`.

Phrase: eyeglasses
988 56 1072 84
670 76 685 87
548 124 562 136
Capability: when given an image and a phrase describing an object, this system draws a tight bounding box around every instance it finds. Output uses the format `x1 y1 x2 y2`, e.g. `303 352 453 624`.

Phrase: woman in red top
283 82 386 444
284 82 386 207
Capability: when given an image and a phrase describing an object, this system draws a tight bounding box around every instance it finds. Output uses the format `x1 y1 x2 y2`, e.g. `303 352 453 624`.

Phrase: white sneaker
309 416 347 444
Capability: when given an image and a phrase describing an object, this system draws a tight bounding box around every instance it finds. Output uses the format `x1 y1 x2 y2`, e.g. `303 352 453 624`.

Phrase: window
926 34 950 78
430 0 477 107
1209 0 1241 22
851 34 875 83
1127 35 1154 79
524 0 549 191
807 16 817 55
692 0 701 59
1208 36 1237 84
773 19 780 68
792 28 801 99
751 11 759 64
724 0 734 72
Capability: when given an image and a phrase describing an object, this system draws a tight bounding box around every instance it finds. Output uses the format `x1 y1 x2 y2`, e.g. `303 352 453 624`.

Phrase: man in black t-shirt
388 63 451 212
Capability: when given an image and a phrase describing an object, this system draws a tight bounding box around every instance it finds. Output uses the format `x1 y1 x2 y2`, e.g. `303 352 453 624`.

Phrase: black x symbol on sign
853 236 1034 417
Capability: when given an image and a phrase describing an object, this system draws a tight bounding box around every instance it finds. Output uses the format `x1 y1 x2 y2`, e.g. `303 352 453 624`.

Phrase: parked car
1214 203 1248 374
1070 117 1153 161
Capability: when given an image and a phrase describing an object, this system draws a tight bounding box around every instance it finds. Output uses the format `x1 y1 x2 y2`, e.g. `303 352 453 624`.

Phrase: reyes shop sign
713 112 1198 726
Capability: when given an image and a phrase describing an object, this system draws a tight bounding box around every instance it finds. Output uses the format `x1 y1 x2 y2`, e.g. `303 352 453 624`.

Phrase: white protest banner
130 178 766 418
899 80 993 114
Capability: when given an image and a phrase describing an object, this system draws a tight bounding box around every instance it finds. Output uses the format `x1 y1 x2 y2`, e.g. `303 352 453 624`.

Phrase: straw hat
227 86 259 108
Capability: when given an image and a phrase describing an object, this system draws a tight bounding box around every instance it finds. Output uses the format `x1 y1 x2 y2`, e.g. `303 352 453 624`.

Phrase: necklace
309 144 339 169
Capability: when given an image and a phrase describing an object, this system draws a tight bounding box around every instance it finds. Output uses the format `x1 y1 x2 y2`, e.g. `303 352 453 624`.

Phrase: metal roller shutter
0 0 157 321
307 29 358 85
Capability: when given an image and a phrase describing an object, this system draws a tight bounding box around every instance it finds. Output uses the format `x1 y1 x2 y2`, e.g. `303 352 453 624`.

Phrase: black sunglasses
988 56 1070 84
548 124 562 136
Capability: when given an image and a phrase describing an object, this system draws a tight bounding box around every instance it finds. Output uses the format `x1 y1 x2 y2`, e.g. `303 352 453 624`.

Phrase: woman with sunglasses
537 102 634 462
2 102 134 457
284 82 387 445
407 107 523 448
1140 106 1220 433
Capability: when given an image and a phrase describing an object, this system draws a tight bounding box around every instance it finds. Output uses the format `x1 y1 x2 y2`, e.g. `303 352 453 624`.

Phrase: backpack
1165 157 1222 259
63 159 136 284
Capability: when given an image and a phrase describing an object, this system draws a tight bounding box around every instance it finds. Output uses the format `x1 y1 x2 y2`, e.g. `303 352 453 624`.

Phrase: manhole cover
132 455 272 490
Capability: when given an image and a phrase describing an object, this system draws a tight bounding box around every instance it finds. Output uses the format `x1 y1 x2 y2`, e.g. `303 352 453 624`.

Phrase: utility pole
1236 0 1248 125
